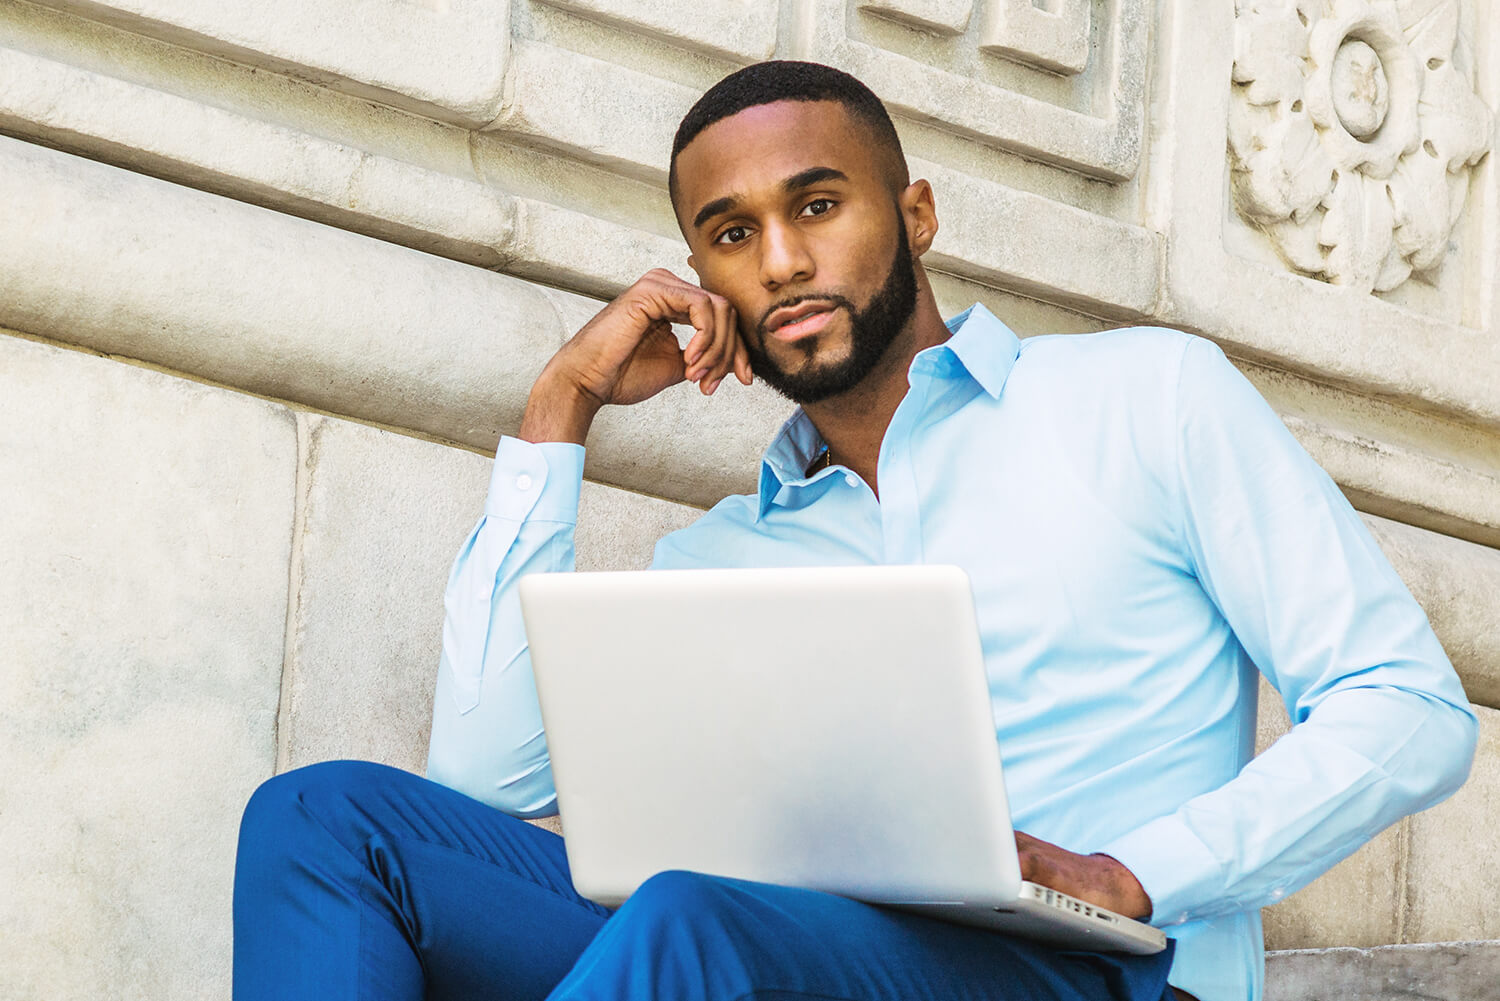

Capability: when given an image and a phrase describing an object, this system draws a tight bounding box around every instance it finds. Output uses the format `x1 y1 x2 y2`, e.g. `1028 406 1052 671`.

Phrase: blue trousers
233 761 1175 1001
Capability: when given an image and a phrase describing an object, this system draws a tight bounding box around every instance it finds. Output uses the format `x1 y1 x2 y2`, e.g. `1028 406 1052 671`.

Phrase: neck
803 281 950 498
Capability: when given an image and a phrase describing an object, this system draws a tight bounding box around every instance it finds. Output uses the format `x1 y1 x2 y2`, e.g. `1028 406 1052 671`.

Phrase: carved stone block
536 0 780 62
805 0 1147 180
1155 1 1500 430
979 0 1092 75
1228 0 1493 294
859 0 975 37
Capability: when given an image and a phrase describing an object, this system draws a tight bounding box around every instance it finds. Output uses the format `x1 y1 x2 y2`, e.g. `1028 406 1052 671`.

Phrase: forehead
673 100 888 220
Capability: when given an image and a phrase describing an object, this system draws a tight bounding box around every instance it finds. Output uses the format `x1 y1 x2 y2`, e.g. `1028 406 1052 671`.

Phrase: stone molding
800 0 1148 181
23 0 514 125
0 135 793 510
5 0 1497 437
6 133 1500 551
0 15 1162 320
1265 940 1500 999
533 0 779 64
1230 0 1493 294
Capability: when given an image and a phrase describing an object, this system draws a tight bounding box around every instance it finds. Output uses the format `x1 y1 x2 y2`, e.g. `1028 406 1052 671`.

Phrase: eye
800 198 836 218
714 224 752 245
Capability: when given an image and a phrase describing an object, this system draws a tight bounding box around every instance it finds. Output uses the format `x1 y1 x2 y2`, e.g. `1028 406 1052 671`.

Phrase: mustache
755 293 856 336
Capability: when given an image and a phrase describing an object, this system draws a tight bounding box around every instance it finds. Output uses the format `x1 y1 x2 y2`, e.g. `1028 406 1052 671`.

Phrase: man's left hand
1015 831 1152 920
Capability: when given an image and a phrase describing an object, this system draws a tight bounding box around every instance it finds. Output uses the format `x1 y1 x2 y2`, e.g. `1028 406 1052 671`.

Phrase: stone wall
0 1 1496 998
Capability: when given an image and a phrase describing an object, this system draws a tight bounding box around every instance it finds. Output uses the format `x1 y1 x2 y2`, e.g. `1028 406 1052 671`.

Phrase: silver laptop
519 564 1166 955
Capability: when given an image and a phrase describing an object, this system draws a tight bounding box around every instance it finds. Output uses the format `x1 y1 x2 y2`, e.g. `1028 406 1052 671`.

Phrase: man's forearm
519 372 603 445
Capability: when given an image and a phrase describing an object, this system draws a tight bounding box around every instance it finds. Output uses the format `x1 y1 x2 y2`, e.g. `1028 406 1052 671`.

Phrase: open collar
755 303 1022 518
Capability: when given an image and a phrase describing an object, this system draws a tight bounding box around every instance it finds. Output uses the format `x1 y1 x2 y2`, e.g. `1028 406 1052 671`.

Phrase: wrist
519 370 603 445
1093 853 1152 920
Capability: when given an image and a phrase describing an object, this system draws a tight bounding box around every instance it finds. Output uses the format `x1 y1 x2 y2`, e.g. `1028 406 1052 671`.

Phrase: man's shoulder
1007 325 1206 409
1016 324 1199 375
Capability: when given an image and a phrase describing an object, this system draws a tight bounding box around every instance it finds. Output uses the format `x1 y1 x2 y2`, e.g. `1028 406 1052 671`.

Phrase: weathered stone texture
0 334 295 1001
21 0 513 125
1404 705 1500 944
278 414 702 775
1266 940 1500 1001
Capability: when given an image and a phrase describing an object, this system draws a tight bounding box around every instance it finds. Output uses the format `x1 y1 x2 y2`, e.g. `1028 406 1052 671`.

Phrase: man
233 62 1477 1001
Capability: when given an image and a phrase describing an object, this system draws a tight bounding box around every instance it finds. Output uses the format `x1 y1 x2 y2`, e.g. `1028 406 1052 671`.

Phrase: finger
702 296 737 393
686 293 729 387
637 272 713 358
734 336 752 386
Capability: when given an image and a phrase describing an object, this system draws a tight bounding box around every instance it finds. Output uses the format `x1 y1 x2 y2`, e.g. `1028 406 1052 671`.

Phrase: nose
758 219 815 290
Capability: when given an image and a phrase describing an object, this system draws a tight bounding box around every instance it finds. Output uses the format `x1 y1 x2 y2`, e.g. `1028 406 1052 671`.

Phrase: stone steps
1266 941 1500 1001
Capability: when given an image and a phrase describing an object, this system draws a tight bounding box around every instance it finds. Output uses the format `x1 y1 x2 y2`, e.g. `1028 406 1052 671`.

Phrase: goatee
744 221 918 406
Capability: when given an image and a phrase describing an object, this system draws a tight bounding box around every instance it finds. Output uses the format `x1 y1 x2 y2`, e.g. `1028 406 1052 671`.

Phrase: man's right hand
518 269 752 445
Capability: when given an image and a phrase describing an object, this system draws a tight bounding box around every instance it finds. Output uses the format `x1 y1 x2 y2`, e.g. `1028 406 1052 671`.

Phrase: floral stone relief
1229 0 1493 294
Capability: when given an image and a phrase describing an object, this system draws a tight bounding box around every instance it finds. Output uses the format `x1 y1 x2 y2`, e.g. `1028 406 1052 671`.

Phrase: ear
899 179 938 257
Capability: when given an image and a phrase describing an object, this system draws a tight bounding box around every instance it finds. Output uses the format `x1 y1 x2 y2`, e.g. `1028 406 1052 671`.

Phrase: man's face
672 100 918 405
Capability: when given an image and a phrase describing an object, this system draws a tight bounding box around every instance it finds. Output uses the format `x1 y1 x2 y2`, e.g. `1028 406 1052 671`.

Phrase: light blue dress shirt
427 304 1477 1001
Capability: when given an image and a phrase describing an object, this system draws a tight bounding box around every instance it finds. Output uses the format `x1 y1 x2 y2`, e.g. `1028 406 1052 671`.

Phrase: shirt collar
756 303 1021 518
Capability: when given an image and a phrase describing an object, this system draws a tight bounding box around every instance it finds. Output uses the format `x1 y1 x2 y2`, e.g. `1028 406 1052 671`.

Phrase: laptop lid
519 564 1024 908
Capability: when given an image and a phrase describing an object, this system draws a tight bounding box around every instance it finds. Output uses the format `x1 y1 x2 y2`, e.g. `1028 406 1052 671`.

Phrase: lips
766 301 838 342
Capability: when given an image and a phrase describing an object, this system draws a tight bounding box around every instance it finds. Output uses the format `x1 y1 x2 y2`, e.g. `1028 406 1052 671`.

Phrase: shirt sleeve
1098 336 1478 926
424 435 585 817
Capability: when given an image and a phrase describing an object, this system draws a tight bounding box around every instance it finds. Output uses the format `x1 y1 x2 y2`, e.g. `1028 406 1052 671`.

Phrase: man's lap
233 761 1173 1001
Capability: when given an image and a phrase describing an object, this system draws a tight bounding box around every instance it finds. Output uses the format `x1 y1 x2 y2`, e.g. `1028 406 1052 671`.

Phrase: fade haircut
668 60 909 206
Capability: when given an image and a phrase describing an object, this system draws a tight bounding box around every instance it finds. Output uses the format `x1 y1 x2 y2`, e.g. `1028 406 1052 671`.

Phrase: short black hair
668 60 909 204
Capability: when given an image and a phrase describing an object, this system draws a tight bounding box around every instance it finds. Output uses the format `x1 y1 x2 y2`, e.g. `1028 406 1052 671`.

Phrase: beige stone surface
1265 941 1500 1001
494 37 696 183
0 134 794 509
803 0 1149 181
913 155 1161 320
540 0 779 63
279 414 702 774
1255 679 1408 950
25 0 512 125
1403 703 1500 943
979 0 1091 76
0 334 295 1001
860 0 973 38
1359 516 1500 710
1262 822 1409 951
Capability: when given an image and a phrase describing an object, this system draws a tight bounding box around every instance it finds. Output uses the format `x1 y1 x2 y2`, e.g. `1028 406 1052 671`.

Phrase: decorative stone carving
979 0 1092 76
809 0 1147 180
1229 0 1493 294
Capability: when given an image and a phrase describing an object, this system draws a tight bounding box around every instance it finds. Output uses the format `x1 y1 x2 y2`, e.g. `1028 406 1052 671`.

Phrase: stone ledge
23 0 512 125
1265 941 1500 1001
0 134 795 510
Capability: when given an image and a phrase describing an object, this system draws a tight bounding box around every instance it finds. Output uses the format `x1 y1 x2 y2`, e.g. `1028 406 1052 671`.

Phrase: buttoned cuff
483 436 585 523
1096 812 1224 928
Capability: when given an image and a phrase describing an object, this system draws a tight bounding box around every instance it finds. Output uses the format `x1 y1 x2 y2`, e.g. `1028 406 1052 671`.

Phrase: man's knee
237 760 399 869
615 870 742 939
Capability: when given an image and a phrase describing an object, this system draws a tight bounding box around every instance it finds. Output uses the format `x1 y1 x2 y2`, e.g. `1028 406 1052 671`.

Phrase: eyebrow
690 166 851 231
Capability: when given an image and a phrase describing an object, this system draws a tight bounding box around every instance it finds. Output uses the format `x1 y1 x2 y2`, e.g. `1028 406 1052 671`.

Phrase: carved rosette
1229 0 1493 294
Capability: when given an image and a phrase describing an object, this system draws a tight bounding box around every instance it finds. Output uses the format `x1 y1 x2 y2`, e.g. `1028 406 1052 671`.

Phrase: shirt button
844 473 859 488
515 473 534 491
